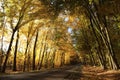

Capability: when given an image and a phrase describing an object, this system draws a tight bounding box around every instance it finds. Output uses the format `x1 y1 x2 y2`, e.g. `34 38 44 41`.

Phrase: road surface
0 64 82 80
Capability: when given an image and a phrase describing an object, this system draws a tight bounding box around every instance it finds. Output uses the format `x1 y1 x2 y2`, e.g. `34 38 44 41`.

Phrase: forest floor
0 64 120 80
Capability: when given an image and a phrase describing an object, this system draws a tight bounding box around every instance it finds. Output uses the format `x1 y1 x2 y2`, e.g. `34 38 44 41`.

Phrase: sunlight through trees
0 0 120 73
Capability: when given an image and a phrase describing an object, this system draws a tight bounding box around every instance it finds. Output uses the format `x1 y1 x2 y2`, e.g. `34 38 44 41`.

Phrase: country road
0 64 82 80
1 64 120 80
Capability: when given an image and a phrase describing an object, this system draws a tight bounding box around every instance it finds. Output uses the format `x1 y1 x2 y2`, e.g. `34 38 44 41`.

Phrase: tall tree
1 0 34 73
0 0 5 72
32 29 39 70
13 30 19 71
38 30 48 70
23 22 37 71
39 0 120 70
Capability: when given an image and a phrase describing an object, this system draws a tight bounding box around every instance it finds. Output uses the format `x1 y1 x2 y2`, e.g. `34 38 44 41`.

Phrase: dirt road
1 64 120 80
0 65 82 80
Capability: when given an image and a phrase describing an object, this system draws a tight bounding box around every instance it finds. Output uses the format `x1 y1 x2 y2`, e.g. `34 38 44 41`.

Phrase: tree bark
38 31 48 69
2 30 16 73
37 43 43 69
13 30 19 71
89 16 107 69
38 44 46 70
32 30 39 70
60 52 65 66
51 49 56 68
0 1 5 72
23 40 29 72
0 28 4 72
103 17 119 69
86 0 119 70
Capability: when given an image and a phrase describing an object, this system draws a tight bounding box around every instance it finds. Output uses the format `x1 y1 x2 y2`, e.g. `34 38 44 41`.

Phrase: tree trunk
51 49 56 68
32 30 39 70
0 2 5 72
2 31 16 73
0 29 4 72
45 49 51 68
13 30 19 71
0 50 3 72
38 31 48 69
23 40 29 72
38 44 46 70
89 0 119 70
37 44 43 69
37 32 45 69
103 18 119 69
27 50 31 71
89 16 107 69
43 47 48 68
60 52 65 67
84 1 109 69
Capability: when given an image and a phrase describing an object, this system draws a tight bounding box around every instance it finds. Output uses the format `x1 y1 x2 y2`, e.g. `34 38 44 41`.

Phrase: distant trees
39 0 120 70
